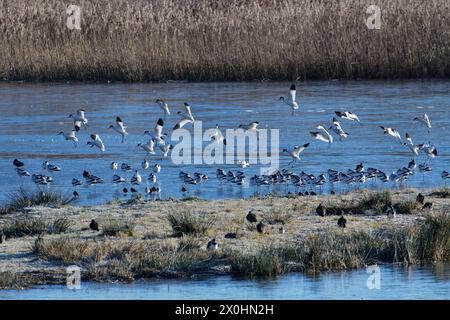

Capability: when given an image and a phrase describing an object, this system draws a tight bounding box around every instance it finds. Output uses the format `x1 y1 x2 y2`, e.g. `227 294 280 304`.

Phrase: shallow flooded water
1 264 449 300
0 81 449 205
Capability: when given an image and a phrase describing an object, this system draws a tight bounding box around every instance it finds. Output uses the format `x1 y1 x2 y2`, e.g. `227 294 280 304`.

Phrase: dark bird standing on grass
224 233 237 239
13 158 24 168
246 211 257 223
337 215 347 228
423 202 433 210
416 193 425 205
256 221 265 234
89 219 99 232
316 203 326 217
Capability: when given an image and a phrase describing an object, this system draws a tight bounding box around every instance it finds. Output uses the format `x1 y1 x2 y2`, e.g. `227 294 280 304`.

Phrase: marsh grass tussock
33 237 216 280
1 0 449 81
231 212 450 276
101 218 135 237
324 190 417 215
0 188 69 214
429 187 450 198
167 210 214 237
1 217 72 238
230 246 288 277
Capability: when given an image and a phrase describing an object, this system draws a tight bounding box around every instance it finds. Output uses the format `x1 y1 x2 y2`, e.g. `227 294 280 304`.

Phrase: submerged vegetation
1 0 449 81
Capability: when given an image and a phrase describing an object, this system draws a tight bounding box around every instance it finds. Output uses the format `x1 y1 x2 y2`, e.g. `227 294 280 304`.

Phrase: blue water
1 264 449 300
0 81 449 205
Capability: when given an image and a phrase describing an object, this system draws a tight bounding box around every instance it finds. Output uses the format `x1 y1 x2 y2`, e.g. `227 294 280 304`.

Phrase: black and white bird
16 168 30 177
159 143 173 157
384 204 397 218
156 99 170 117
335 111 360 122
413 113 431 132
442 171 450 181
280 84 299 112
42 161 61 172
58 130 78 146
113 174 126 184
177 102 195 121
173 117 194 130
282 143 310 164
72 178 83 186
141 160 149 170
207 238 218 251
310 125 333 144
87 134 105 152
121 163 132 171
404 141 423 156
69 109 88 129
144 118 166 145
238 160 250 168
355 162 364 173
148 173 157 183
210 124 227 145
380 126 402 143
238 121 259 131
111 162 119 170
138 139 156 156
131 170 142 185
109 116 128 143
418 163 432 173
153 164 161 173
420 143 438 158
329 118 348 140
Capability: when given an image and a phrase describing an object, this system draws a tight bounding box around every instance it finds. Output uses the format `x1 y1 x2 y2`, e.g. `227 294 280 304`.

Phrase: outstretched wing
173 118 193 130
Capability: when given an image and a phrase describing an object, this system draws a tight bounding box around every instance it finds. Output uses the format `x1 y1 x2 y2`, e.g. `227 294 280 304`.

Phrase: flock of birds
9 83 450 204
7 83 450 250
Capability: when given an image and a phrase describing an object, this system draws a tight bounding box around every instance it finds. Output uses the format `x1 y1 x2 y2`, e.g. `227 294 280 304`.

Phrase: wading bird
413 113 431 132
335 111 360 122
58 130 78 146
109 116 128 143
87 134 105 152
156 99 170 117
280 84 299 113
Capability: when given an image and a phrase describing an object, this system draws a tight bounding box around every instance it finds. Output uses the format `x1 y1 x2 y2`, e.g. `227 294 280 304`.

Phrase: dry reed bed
0 0 449 81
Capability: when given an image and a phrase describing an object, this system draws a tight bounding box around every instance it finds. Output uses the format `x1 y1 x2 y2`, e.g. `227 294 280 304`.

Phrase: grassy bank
0 188 449 288
0 0 449 81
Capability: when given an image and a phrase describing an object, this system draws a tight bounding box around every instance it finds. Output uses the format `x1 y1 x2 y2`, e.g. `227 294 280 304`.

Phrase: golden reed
0 0 449 81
